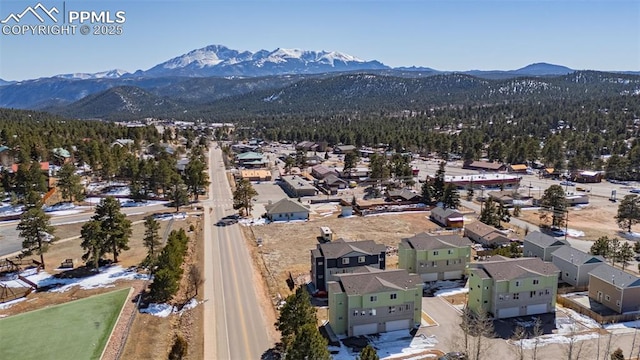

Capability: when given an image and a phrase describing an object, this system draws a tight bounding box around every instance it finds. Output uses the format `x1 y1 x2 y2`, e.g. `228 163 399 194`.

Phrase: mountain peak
514 62 574 75
53 69 129 80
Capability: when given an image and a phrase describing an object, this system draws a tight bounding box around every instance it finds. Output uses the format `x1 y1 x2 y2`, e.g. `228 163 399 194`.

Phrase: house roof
0 145 9 153
311 164 335 178
324 174 347 186
524 231 569 248
52 148 71 158
11 162 49 173
430 207 463 219
387 189 420 201
236 151 265 160
464 221 500 238
401 232 472 251
335 145 357 152
240 169 272 179
464 161 505 170
478 257 559 281
551 246 605 266
265 198 310 214
317 239 386 259
281 175 316 191
589 264 640 288
333 269 422 296
510 164 528 171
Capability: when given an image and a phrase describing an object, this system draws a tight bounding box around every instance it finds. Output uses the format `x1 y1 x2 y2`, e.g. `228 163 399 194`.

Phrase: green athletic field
0 287 130 360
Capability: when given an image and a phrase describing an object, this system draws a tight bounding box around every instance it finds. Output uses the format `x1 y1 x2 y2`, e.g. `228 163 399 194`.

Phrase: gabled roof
524 231 569 248
265 198 310 214
324 174 347 186
510 164 528 170
589 264 640 288
11 162 49 173
551 246 605 265
236 151 265 160
478 257 559 281
430 207 463 219
464 160 505 170
311 164 335 177
387 189 420 201
401 232 472 251
334 269 422 296
335 145 357 152
52 148 71 158
464 221 499 238
317 239 386 259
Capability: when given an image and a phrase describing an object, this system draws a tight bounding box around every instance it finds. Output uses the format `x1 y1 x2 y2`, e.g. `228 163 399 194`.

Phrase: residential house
311 164 337 180
462 160 507 172
398 232 472 282
264 198 310 222
487 191 517 206
322 174 348 194
386 189 421 203
588 264 640 314
110 139 135 148
464 221 511 248
311 239 386 291
541 168 562 179
333 145 357 154
0 146 14 167
572 170 603 183
551 246 605 288
467 257 560 319
328 268 423 336
52 148 72 166
279 175 317 197
236 152 267 168
429 207 464 228
523 231 570 261
296 141 318 152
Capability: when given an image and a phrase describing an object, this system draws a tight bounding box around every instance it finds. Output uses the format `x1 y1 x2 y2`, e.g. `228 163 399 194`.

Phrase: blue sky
1 0 639 80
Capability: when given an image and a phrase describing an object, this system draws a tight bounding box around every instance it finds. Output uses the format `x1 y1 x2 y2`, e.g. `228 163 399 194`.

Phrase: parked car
630 189 640 194
560 181 575 186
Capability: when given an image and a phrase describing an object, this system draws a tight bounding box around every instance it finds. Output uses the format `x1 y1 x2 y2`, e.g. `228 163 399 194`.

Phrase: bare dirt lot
242 212 442 301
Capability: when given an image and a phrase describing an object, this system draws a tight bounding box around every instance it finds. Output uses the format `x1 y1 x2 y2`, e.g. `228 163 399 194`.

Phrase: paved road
203 144 273 360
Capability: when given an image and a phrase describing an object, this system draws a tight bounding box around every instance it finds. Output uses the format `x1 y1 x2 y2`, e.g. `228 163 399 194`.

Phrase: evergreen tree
358 344 379 360
80 220 104 270
618 242 634 270
184 155 209 201
275 286 318 351
92 196 132 263
433 161 446 201
610 348 624 360
539 185 567 228
284 323 330 360
591 236 611 257
168 175 190 212
421 179 435 205
233 178 258 216
17 194 54 269
479 197 500 228
56 162 85 202
143 216 162 263
616 194 640 233
343 152 359 173
442 183 460 209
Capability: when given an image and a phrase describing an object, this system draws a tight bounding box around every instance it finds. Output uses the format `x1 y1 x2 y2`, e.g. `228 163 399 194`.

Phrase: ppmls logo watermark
1 2 126 36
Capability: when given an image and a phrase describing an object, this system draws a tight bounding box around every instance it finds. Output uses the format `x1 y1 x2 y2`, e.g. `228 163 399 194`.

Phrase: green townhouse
328 268 423 336
467 256 559 319
398 232 472 282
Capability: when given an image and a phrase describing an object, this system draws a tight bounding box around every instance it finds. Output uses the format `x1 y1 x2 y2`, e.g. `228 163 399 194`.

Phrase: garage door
353 323 378 336
526 304 548 315
421 273 438 282
443 270 463 280
498 307 520 319
385 319 411 332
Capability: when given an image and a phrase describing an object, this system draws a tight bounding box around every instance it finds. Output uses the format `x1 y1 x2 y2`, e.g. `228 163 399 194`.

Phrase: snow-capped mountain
0 78 14 86
53 69 130 80
140 45 388 77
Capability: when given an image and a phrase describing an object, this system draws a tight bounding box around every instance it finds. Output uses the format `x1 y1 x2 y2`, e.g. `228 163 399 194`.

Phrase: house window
513 293 520 300
530 291 536 298
370 309 377 316
370 295 377 302
358 256 366 263
342 258 349 265
318 261 323 266
515 281 520 287
446 260 450 266
605 295 611 301
484 286 489 290
431 261 437 267
434 251 439 256
390 293 397 300
353 310 358 316
484 300 488 304
405 304 410 311
338 316 343 320
420 263 426 268
545 289 550 295
361 311 365 316
448 249 453 254
498 295 504 301
388 306 396 313
533 279 539 285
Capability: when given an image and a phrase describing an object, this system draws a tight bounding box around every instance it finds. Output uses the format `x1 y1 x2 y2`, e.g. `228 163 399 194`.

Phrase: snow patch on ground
0 297 26 310
331 331 438 360
560 308 601 329
566 229 585 238
140 298 201 318
434 287 468 297
513 332 600 349
0 265 151 293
